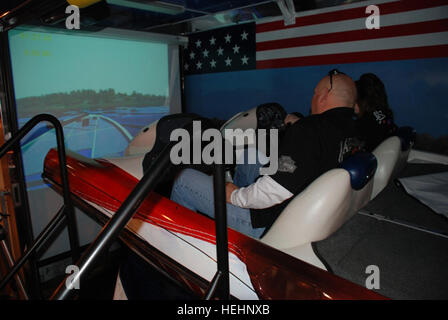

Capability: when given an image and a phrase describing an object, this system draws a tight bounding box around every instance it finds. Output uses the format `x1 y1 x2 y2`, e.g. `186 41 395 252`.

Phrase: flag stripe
256 44 448 69
183 1 448 74
256 31 448 62
256 0 448 34
256 19 448 52
256 5 448 43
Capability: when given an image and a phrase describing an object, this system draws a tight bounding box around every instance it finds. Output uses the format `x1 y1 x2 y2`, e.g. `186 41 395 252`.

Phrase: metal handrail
50 142 175 300
204 163 230 300
0 113 231 300
0 113 80 295
50 142 231 300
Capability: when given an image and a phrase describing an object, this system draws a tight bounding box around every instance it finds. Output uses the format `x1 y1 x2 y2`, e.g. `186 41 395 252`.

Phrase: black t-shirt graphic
250 107 363 230
357 109 397 151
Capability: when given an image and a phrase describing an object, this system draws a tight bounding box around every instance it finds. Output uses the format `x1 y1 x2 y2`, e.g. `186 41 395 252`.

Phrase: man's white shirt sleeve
230 175 294 209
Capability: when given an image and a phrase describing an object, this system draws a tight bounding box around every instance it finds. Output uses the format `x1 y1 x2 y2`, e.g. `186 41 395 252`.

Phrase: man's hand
284 113 301 125
225 182 239 204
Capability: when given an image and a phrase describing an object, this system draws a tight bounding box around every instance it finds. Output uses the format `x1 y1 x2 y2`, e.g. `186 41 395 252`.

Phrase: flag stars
185 26 253 74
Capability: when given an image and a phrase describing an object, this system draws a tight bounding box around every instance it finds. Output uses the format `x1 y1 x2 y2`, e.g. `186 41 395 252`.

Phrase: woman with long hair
355 73 397 151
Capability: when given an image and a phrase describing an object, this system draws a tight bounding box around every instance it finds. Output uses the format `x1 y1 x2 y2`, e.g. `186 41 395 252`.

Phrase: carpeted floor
314 163 448 300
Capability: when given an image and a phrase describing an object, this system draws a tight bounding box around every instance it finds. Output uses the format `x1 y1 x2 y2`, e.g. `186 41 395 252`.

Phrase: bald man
171 70 363 238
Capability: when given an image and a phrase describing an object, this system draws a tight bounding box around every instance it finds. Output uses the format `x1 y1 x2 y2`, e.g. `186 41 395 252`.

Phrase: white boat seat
371 136 402 199
261 152 377 269
393 126 416 178
124 120 159 156
219 103 286 132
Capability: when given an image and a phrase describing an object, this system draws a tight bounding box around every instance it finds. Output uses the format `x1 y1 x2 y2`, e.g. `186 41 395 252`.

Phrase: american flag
183 0 448 74
182 23 256 74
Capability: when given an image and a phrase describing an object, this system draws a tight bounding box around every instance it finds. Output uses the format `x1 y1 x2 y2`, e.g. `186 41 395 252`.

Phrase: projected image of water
8 27 172 190
19 105 168 190
7 25 176 257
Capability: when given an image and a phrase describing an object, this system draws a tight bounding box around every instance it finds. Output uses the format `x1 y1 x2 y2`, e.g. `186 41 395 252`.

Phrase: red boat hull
43 148 386 300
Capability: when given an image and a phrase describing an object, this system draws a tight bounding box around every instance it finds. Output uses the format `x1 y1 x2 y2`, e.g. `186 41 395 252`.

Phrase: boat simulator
0 0 447 303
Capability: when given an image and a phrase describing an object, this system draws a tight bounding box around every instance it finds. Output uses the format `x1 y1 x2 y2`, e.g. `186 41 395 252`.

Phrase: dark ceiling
1 0 367 35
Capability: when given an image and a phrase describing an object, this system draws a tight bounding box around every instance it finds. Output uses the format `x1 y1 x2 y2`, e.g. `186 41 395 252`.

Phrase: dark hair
355 73 393 119
291 111 304 119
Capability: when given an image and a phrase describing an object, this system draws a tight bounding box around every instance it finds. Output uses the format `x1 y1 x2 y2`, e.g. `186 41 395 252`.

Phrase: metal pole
0 238 29 299
50 143 174 300
0 31 41 298
0 205 66 291
52 117 80 263
204 270 222 300
0 113 81 263
212 163 230 299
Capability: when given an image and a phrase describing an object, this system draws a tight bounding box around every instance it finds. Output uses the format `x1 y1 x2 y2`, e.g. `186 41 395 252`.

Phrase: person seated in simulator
228 109 304 190
355 73 397 151
170 70 363 239
284 112 303 125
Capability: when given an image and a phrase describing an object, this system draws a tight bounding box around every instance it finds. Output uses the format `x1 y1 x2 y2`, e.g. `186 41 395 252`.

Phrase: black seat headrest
256 102 287 131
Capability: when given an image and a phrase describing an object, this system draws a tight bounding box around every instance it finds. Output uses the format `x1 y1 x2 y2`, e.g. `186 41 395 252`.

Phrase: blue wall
184 57 448 138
